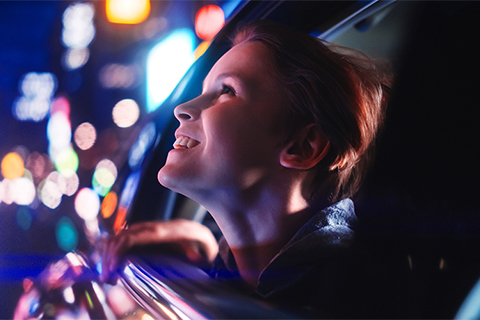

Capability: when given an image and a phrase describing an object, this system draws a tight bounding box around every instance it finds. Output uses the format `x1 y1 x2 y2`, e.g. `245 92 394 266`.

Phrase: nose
173 96 201 122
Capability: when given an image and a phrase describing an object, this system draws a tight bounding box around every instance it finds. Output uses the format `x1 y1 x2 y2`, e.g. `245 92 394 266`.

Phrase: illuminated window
146 29 195 112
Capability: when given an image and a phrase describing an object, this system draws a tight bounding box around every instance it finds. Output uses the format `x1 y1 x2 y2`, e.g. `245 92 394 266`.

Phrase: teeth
173 136 199 149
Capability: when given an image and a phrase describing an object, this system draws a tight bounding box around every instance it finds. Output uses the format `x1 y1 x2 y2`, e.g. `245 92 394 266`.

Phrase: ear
280 124 330 170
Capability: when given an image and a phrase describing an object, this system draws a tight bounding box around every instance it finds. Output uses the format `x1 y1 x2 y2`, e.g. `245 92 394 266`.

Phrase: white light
13 97 50 122
112 99 140 128
20 72 56 99
75 188 100 221
63 286 75 304
13 177 36 206
47 112 71 150
41 180 63 209
13 72 57 122
62 3 95 49
63 48 90 70
146 29 195 112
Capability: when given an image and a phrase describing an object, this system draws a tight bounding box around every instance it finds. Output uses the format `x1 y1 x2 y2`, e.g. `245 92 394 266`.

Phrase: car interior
9 1 480 319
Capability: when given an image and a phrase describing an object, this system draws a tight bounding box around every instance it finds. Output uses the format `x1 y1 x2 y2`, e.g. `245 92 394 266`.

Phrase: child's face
158 41 290 201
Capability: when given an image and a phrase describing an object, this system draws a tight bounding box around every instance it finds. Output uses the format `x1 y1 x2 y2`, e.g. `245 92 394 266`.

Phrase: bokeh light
14 72 57 122
92 159 117 197
0 180 4 204
20 72 56 99
146 29 195 112
50 96 71 118
106 0 151 24
47 112 72 150
26 152 54 184
13 177 36 205
62 48 90 70
75 188 100 221
56 216 78 252
74 122 97 150
1 179 14 205
101 191 118 218
195 41 211 60
46 171 67 195
40 178 63 209
54 148 79 176
1 152 25 180
62 3 95 49
195 5 225 41
112 99 140 128
129 122 156 169
99 63 139 89
63 171 79 197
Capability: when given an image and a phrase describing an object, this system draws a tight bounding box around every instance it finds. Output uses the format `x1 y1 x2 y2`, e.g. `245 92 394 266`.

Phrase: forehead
204 41 277 89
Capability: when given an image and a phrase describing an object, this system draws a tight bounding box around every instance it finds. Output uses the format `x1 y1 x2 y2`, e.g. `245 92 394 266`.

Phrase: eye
221 84 236 96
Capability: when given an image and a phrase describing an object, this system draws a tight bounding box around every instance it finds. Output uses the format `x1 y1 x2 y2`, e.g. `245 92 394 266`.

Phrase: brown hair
231 20 391 202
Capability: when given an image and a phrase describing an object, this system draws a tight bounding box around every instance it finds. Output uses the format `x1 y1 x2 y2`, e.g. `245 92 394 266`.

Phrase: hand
99 220 218 283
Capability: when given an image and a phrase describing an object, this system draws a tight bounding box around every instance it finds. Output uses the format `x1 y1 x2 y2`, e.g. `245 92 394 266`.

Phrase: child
102 20 390 318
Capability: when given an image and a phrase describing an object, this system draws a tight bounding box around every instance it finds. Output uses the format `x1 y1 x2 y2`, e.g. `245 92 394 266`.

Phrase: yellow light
106 0 150 25
194 41 211 60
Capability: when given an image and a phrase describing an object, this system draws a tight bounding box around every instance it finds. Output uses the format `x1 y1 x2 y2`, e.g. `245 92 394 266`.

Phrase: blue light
55 216 78 252
146 29 195 112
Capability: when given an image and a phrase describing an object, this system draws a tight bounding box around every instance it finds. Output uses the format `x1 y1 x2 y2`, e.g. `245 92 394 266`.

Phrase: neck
203 180 323 288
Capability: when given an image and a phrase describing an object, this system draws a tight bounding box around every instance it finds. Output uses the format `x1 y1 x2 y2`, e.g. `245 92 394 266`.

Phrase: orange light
101 191 118 219
195 5 225 41
106 0 150 25
113 206 127 234
194 40 211 60
1 152 25 180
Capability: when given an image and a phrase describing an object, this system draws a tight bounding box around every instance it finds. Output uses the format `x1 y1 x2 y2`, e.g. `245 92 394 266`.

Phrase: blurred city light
47 112 72 150
62 48 90 70
13 177 36 205
50 96 71 117
26 152 53 184
46 171 67 195
75 188 100 221
101 191 118 218
112 99 140 128
40 178 63 209
63 171 79 196
1 152 25 180
195 41 211 60
92 159 117 197
62 2 95 49
54 147 79 176
106 0 151 24
99 63 139 89
56 216 78 252
146 29 195 112
74 122 97 150
13 72 57 122
195 5 225 40
129 122 156 169
1 179 14 205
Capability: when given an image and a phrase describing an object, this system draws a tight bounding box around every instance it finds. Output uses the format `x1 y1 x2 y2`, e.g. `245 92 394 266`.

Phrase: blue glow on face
146 29 195 113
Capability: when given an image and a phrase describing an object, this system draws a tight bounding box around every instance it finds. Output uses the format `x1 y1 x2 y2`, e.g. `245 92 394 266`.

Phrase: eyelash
221 84 235 95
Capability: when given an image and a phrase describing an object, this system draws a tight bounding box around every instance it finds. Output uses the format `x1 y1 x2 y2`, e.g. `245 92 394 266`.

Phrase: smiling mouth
173 136 200 149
